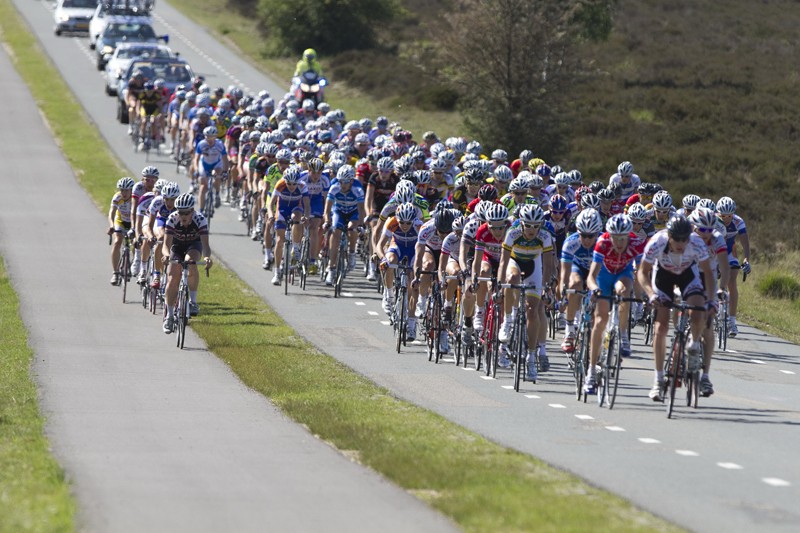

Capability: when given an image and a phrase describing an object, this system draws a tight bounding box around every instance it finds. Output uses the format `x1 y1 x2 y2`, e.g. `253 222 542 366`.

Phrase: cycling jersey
195 138 226 165
379 193 430 222
327 180 365 213
608 173 641 201
503 225 553 263
441 232 461 263
300 171 331 217
593 232 645 274
500 192 538 214
165 211 208 243
417 219 444 252
384 216 422 262
645 205 676 231
561 232 593 272
544 184 575 203
452 185 475 213
719 214 746 252
138 90 162 114
148 195 173 224
111 192 132 226
700 230 727 271
136 191 156 217
474 223 504 263
272 179 309 213
367 172 400 211
642 230 709 274
132 180 149 201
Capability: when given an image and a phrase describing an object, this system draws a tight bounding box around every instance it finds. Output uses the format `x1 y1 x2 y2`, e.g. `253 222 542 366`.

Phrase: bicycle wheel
299 235 310 291
283 237 291 296
433 290 442 364
666 335 683 419
178 288 189 350
393 286 402 354
334 251 345 297
149 280 158 314
598 332 614 407
120 246 130 304
425 295 435 362
513 312 526 391
580 324 591 403
609 327 624 409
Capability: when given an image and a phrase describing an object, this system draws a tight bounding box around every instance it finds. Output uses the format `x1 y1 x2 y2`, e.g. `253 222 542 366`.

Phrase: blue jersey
560 232 593 271
720 214 746 252
168 98 181 117
195 138 227 165
327 180 365 213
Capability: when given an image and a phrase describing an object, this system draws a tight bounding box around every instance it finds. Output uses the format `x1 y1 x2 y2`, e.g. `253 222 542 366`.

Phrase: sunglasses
513 191 527 195
579 233 597 239
178 209 193 216
550 210 566 215
398 220 413 226
522 222 541 230
489 224 506 231
655 209 670 214
697 227 714 233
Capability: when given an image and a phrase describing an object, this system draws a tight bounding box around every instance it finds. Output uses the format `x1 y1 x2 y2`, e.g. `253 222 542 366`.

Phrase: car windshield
129 62 193 84
104 23 156 40
63 0 97 8
118 47 171 60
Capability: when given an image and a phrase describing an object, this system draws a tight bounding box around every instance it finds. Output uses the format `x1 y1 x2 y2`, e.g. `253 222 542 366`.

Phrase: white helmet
606 214 633 235
575 208 603 234
689 207 717 230
627 202 649 222
652 190 673 210
716 196 736 215
395 203 417 223
617 160 634 177
174 193 196 210
484 203 509 222
518 204 545 225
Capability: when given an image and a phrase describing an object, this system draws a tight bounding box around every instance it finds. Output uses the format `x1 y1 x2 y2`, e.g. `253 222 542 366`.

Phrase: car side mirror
160 34 169 44
103 54 112 62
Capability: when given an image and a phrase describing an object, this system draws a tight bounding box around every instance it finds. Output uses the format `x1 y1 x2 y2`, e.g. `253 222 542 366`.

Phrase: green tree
440 0 613 158
257 0 396 55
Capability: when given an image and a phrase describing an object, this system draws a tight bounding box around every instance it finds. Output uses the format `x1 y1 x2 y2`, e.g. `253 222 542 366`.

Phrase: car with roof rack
116 57 195 124
103 42 175 96
89 1 155 50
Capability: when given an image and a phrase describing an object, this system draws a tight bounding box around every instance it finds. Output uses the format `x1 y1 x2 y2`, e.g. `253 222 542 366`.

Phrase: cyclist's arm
357 201 366 228
108 204 117 233
635 261 653 299
717 250 730 290
413 242 425 280
738 232 751 265
558 260 571 299
365 183 375 215
267 192 278 220
323 198 333 225
498 246 510 285
699 257 715 304
542 249 555 283
162 233 173 258
376 231 390 259
201 234 212 260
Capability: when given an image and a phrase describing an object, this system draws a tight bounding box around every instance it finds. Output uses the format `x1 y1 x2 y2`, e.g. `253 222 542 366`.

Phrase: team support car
89 1 154 50
116 57 195 124
95 20 168 70
54 0 98 36
104 43 174 96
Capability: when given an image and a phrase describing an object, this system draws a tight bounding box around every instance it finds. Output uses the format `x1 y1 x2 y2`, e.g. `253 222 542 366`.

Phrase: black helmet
667 215 692 240
465 167 485 184
589 180 605 194
434 209 456 233
478 184 498 201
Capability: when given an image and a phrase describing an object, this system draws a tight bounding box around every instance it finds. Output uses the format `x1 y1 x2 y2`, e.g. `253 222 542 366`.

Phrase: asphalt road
12 1 800 532
0 17 458 533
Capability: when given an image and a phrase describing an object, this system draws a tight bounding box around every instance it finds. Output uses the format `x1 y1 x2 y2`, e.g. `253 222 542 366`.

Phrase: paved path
0 43 457 533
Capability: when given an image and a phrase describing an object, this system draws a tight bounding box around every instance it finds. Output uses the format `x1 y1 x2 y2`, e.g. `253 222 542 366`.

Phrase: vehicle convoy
95 20 168 70
116 57 194 123
54 0 99 36
104 43 174 96
88 0 154 50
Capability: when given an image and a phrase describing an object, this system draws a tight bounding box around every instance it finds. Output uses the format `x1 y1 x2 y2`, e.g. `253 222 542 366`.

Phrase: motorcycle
291 70 327 105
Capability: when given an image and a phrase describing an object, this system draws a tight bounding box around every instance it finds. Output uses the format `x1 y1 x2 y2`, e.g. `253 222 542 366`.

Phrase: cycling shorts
331 209 358 231
275 207 303 230
727 251 740 269
155 217 168 228
114 220 132 233
386 243 415 265
170 240 203 261
652 262 704 303
140 104 161 117
508 257 542 297
199 159 223 178
571 263 590 278
596 263 634 297
424 246 441 268
309 196 325 218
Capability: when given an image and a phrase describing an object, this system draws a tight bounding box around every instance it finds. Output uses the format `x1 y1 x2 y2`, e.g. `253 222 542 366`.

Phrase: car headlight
58 14 70 22
310 84 320 92
101 46 114 55
300 83 310 92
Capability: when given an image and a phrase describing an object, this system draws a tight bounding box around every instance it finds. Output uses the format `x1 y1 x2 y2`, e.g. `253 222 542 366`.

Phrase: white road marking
574 414 594 420
354 302 365 306
380 320 390 326
501 385 514 390
480 376 494 380
461 367 475 371
549 403 566 409
524 394 540 399
638 438 661 444
726 349 738 353
367 311 378 316
675 450 699 457
780 370 795 375
717 462 743 470
750 359 766 365
341 292 354 297
605 426 626 432
762 477 791 487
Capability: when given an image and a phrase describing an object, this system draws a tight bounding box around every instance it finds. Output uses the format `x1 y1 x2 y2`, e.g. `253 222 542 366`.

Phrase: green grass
1 0 681 531
0 254 76 532
738 251 800 344
756 271 800 301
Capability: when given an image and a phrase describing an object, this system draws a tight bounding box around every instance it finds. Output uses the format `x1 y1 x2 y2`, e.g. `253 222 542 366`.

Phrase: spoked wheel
665 336 683 419
513 315 526 391
686 369 700 408
120 248 130 304
177 290 189 350
283 240 292 296
574 326 587 401
609 332 624 409
299 237 309 291
598 333 614 407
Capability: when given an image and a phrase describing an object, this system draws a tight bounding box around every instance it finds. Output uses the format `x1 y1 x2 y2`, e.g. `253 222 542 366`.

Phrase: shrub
757 272 800 300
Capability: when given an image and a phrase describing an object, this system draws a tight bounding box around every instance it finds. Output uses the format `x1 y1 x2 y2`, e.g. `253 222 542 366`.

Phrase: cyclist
194 125 229 212
137 81 163 151
161 194 213 333
107 177 135 286
133 178 164 285
323 165 366 286
470 203 510 336
441 213 466 323
584 214 645 395
636 215 716 401
647 190 676 231
500 175 536 214
608 161 641 202
689 206 730 397
558 208 603 352
498 204 554 379
300 157 331 275
147 182 181 290
267 166 311 285
130 166 159 277
125 70 145 135
678 194 700 217
452 167 484 213
716 196 750 337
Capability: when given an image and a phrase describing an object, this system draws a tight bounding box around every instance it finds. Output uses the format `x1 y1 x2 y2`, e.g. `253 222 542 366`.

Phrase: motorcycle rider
294 48 323 77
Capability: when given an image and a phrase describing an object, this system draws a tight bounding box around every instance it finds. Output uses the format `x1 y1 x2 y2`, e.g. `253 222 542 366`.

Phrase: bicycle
298 225 311 291
140 243 154 311
333 226 361 297
500 282 538 391
444 275 465 366
114 229 135 304
418 271 444 364
200 170 217 225
389 257 412 354
281 218 298 295
475 276 502 378
660 300 707 418
715 291 729 352
594 294 641 409
566 289 593 401
169 259 209 350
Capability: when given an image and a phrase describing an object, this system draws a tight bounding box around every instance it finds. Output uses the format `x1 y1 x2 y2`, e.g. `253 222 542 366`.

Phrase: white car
54 0 98 36
103 42 173 96
89 1 153 50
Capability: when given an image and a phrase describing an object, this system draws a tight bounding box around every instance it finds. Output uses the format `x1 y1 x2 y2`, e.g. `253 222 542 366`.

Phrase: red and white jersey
593 232 645 274
474 223 504 262
699 229 727 271
417 219 444 251
642 229 709 274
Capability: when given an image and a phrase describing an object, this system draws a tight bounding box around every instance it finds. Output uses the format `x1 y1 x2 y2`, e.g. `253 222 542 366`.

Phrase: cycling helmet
574 185 590 204
519 150 534 164
395 203 417 223
491 149 508 162
435 199 454 212
581 193 600 210
117 177 135 190
230 87 244 99
627 202 649 222
466 140 482 155
452 215 466 233
264 143 279 156
535 163 552 178
394 158 412 176
174 193 196 210
651 183 664 193
589 180 605 193
283 166 301 184
478 184 499 201
414 170 431 185
175 90 187 100
217 98 231 110
474 200 491 222
606 214 633 235
528 157 546 170
308 158 324 173
689 207 717 230
508 177 528 193
696 198 716 212
485 203 509 222
527 174 544 189
608 181 622 198
197 94 212 107
652 190 673 210
575 208 603 234
255 142 269 156
355 132 370 145
203 126 218 137
550 164 563 176
185 91 197 101
716 196 736 215
493 165 513 183
518 204 545 225
597 188 615 202
568 169 583 185
666 215 692 240
554 172 571 186
439 150 456 164
682 194 701 211
153 179 167 194
161 182 180 199
141 165 159 178
617 161 634 177
396 179 415 193
450 138 466 154
465 167 485 184
430 158 447 172
434 209 456 233
394 188 416 205
143 81 155 90
276 148 292 162
549 194 568 211
336 165 356 183
638 182 651 196
376 157 394 173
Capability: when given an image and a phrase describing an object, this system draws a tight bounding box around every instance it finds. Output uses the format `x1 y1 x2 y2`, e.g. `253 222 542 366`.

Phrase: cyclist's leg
185 245 202 307
273 219 287 273
197 164 210 211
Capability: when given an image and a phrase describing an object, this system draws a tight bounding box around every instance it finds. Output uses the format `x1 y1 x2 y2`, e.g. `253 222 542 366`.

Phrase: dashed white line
380 320 390 326
605 426 626 432
480 376 494 380
341 292 354 297
524 394 540 399
780 370 795 375
675 450 700 457
501 385 514 390
548 403 566 409
717 462 743 470
750 359 766 365
762 477 791 487
461 367 475 371
354 302 365 306
638 438 661 444
367 311 378 316
574 414 594 420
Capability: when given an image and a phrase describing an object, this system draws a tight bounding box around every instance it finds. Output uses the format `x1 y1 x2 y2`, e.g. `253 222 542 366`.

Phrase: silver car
104 43 173 96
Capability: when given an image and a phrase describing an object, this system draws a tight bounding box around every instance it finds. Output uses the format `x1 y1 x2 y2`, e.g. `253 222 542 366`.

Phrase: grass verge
164 0 464 139
0 254 76 532
738 252 800 345
2 0 682 531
